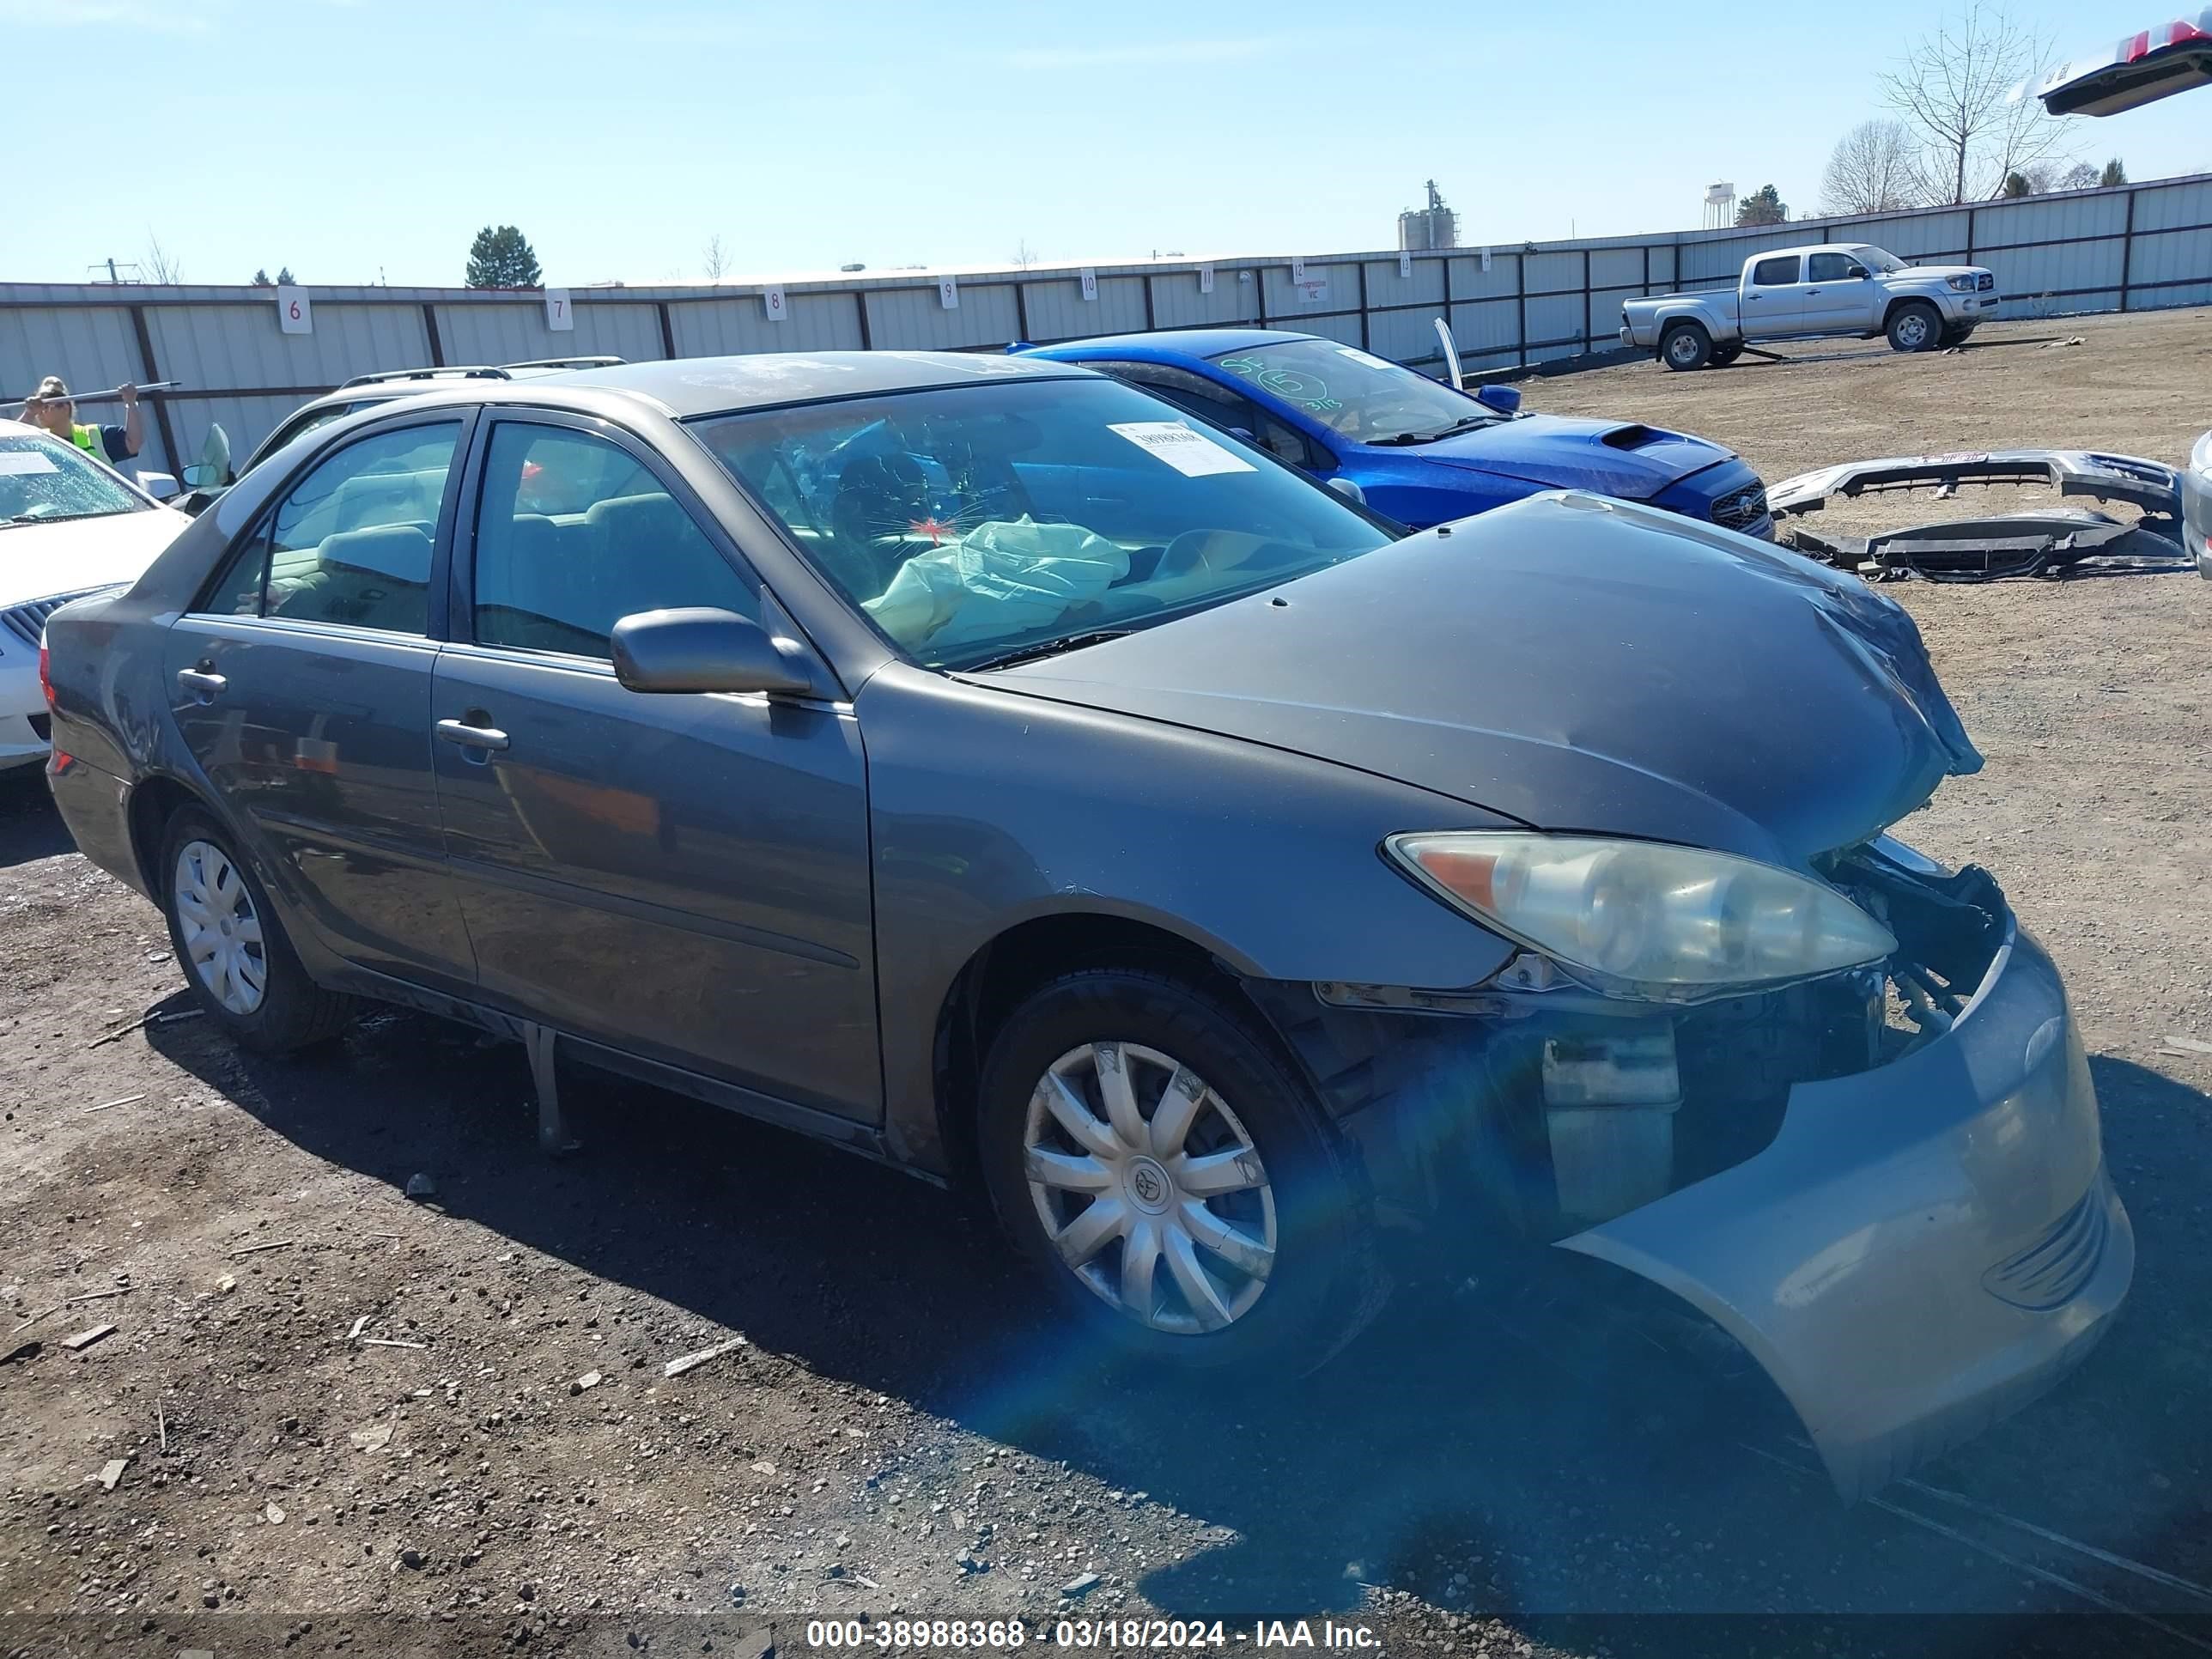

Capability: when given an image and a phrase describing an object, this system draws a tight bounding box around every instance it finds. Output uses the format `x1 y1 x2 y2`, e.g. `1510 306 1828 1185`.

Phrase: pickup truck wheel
977 967 1383 1373
1660 324 1713 371
1887 302 1941 353
1710 342 1744 367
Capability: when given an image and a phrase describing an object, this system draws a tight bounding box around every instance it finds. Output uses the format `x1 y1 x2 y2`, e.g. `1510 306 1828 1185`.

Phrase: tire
158 805 355 1053
1710 342 1744 368
976 967 1382 1373
1659 324 1712 371
1887 301 1942 353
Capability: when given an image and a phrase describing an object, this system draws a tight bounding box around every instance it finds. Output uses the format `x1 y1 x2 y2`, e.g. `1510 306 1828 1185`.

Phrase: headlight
2190 428 2212 481
1385 832 1897 1002
1946 275 1977 293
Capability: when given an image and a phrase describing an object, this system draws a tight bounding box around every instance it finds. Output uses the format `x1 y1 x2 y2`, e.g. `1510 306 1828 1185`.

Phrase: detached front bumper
1559 915 2130 1500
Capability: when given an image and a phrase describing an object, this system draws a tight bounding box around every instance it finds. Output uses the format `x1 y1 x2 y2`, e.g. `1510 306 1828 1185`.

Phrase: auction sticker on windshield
0 452 60 476
1108 422 1256 477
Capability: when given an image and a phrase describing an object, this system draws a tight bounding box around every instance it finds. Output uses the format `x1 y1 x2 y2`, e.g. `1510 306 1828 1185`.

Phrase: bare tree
143 233 185 285
702 234 730 283
1821 119 1929 214
1881 2 2074 203
2058 161 2103 190
1011 239 1039 269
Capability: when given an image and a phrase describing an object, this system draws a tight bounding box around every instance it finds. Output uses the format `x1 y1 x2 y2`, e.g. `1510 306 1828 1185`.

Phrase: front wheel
977 968 1382 1371
1659 324 1713 371
159 806 355 1053
1887 302 1942 352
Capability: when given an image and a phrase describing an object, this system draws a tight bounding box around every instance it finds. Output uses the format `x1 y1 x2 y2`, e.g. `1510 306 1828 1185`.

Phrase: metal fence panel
2128 224 2212 289
1148 267 1261 328
1987 237 2127 300
863 283 1019 349
669 290 865 356
1023 274 1147 342
1364 257 1447 309
9 171 2212 461
1449 252 1520 302
2134 177 2212 231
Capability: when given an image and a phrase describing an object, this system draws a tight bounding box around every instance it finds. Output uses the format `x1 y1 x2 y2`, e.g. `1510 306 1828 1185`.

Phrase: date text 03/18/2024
802 1617 1381 1650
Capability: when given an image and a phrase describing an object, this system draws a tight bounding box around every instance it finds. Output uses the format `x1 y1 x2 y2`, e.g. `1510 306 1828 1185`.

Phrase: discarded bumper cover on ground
1769 448 2188 581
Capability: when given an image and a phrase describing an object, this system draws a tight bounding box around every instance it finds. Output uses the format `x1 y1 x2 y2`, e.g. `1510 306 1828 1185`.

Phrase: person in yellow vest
19 375 143 468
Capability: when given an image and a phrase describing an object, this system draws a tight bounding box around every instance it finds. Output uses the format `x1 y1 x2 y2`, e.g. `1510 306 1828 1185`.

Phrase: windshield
1209 337 1496 443
690 375 1393 671
1851 246 1906 273
0 430 150 528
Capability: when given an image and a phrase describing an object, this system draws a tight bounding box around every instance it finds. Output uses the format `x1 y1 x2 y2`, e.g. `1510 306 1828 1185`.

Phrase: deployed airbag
864 515 1127 648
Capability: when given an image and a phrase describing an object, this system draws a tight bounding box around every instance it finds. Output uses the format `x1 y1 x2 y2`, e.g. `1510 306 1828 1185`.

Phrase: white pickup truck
1620 243 2002 370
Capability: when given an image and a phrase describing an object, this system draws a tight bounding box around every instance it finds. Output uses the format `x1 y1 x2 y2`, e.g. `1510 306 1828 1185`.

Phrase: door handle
435 718 510 753
175 667 227 702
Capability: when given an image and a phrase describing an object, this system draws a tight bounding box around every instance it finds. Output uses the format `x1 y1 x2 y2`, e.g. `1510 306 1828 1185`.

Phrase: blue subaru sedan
1021 329 1772 538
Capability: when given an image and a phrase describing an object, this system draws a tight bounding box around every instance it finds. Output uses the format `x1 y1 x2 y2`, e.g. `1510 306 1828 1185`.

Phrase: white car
0 420 191 771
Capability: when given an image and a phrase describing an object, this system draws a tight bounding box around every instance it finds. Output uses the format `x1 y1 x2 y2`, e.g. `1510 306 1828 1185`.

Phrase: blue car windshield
1211 338 1497 443
689 376 1393 671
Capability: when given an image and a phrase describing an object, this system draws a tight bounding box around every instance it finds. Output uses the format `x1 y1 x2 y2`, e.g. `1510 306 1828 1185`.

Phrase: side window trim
450 409 764 668
184 408 477 625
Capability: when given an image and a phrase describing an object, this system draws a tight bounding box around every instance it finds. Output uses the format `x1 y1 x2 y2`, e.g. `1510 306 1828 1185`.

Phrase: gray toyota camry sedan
39 351 2129 1500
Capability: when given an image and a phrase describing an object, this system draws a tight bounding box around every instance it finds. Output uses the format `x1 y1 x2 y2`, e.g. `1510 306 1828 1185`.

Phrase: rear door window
1750 256 1802 286
198 422 461 633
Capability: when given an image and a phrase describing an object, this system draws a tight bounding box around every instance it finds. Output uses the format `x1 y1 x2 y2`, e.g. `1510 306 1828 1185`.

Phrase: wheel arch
1882 294 1942 331
927 908 1291 1195
127 772 213 898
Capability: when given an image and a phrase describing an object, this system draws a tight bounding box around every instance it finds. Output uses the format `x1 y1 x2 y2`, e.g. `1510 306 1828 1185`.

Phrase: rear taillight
37 641 53 709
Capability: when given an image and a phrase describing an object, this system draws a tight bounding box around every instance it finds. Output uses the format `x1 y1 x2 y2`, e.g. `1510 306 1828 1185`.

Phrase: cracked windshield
692 375 1389 668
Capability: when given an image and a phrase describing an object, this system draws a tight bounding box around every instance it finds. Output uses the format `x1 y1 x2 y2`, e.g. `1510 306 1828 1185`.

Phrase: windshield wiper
957 629 1133 673
1366 414 1495 447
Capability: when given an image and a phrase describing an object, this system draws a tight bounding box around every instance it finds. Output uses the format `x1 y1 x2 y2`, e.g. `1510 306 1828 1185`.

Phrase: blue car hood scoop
1414 415 1734 500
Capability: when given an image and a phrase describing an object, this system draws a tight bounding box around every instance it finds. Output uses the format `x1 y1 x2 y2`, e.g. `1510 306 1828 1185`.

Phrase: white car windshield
691 375 1394 671
0 430 151 529
1851 246 1906 273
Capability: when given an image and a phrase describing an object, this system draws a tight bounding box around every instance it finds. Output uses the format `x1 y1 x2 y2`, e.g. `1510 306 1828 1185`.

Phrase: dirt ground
2 308 2209 1659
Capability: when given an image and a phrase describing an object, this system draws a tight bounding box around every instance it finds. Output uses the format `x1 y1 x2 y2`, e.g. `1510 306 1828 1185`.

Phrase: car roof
544 349 1097 416
1025 328 1319 364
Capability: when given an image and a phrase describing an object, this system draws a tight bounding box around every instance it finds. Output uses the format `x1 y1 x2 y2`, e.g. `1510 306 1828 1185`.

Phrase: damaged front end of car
1263 836 2131 1501
1768 448 2190 581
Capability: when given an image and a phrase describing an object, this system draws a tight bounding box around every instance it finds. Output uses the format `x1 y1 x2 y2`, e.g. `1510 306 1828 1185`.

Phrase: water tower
1703 181 1736 229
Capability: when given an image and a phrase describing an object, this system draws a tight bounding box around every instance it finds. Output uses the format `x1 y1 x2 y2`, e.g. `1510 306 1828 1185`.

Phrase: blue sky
5 0 2206 287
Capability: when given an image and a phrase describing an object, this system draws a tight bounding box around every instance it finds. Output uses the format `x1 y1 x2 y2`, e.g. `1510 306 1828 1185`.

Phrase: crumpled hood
986 494 1982 870
0 507 189 607
1411 413 1737 500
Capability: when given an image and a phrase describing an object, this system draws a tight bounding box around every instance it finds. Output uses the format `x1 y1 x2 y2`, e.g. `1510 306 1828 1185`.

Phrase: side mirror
1846 264 1871 280
1474 383 1522 416
182 423 232 489
137 471 180 501
611 607 816 696
1324 476 1368 507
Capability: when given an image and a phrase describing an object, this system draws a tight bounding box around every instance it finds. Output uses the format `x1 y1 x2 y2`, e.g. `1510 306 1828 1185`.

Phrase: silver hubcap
1898 314 1930 347
1668 334 1700 364
173 840 267 1015
1023 1041 1277 1336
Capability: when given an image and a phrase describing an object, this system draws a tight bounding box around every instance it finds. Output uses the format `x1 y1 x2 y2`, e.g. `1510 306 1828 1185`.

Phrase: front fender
856 663 1519 1171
